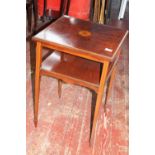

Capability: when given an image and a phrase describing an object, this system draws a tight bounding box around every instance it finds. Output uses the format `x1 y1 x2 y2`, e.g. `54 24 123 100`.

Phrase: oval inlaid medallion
78 30 91 37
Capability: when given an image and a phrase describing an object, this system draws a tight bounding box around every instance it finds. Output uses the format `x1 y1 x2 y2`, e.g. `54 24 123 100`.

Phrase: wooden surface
90 61 109 144
40 51 119 93
32 15 128 144
34 42 42 127
41 51 100 92
33 15 128 62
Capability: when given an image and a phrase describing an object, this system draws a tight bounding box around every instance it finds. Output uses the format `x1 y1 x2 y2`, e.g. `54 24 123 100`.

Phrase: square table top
33 15 128 62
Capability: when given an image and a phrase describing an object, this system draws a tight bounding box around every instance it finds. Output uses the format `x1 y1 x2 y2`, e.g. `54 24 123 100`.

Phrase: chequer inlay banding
78 30 91 37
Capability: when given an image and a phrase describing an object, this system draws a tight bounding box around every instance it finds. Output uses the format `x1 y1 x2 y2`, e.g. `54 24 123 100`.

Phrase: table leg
34 42 42 127
90 61 109 144
58 80 62 98
104 66 116 107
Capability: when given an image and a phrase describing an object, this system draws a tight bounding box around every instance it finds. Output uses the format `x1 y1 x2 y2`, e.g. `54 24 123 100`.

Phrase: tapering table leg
90 61 109 144
58 80 62 98
34 42 42 127
105 66 117 107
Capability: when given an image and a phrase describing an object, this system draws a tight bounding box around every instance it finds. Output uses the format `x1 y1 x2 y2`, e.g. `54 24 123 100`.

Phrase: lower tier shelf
41 51 101 92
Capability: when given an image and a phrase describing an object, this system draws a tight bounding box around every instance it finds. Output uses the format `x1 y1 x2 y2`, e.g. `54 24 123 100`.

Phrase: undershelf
41 51 101 92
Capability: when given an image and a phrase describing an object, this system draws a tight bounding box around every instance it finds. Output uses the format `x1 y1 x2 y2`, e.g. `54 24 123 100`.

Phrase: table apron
40 69 99 93
41 42 111 63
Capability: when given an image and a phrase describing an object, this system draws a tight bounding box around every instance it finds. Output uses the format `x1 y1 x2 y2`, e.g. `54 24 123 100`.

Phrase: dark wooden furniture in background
27 0 115 39
60 0 70 16
105 0 113 23
26 0 38 34
26 0 33 33
26 0 71 39
32 15 128 144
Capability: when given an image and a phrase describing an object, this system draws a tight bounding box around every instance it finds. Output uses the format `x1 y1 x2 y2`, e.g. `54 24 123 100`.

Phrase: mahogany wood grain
32 15 128 145
41 68 99 93
106 48 120 80
105 66 117 107
34 42 42 127
33 15 128 62
90 61 109 144
41 51 100 92
58 80 62 98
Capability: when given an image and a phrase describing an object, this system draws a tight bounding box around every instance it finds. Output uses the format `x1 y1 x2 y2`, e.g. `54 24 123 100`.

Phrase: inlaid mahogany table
32 15 128 143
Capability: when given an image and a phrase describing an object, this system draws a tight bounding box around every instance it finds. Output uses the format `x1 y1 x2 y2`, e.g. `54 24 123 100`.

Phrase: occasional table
32 15 128 143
